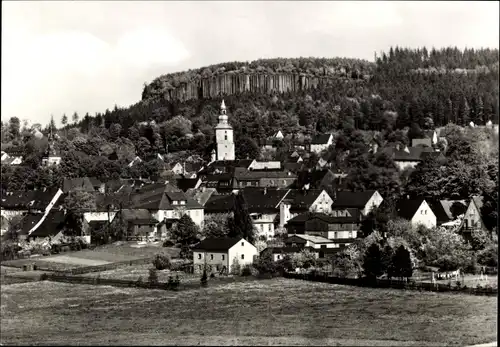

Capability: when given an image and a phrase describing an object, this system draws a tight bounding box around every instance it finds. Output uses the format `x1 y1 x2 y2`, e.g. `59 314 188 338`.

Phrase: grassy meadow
1 278 496 346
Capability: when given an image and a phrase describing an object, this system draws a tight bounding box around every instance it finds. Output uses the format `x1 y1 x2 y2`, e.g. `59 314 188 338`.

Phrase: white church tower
215 99 235 161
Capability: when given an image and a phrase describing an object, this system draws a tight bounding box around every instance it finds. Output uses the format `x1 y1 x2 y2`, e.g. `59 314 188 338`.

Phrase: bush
201 269 208 287
51 244 61 254
163 240 175 247
241 264 253 276
210 273 215 278
148 268 159 284
40 273 48 281
152 254 171 270
61 245 71 253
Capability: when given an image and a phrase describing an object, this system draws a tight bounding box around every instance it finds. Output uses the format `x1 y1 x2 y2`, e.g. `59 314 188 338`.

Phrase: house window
241 242 244 246
421 210 424 214
471 209 475 215
224 135 228 141
210 254 214 260
222 254 225 260
173 201 178 205
180 201 186 205
277 255 281 260
198 254 202 259
424 210 427 215
241 254 245 260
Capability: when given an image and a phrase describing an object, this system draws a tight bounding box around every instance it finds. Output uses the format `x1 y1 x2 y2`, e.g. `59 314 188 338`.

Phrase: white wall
327 230 357 239
0 209 27 219
228 239 258 270
216 128 235 161
279 202 291 227
363 191 383 216
395 161 420 171
83 211 116 223
193 251 229 274
411 200 437 229
154 208 204 228
310 190 333 214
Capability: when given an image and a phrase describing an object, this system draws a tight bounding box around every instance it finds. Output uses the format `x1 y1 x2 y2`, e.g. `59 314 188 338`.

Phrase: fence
42 273 182 290
283 272 498 296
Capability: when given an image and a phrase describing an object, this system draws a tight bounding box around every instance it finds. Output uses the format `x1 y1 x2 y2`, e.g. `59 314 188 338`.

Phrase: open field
1 278 496 346
1 244 179 271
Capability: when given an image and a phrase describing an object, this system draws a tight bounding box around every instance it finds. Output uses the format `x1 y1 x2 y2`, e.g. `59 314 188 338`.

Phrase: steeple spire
221 99 226 114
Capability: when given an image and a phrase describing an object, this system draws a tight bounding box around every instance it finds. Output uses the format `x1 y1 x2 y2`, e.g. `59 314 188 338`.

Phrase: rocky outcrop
144 73 362 102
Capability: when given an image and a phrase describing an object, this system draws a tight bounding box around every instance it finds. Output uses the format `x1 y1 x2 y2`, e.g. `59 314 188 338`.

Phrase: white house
332 190 383 216
284 234 338 249
396 198 437 229
279 189 334 227
248 160 281 171
192 237 258 274
310 134 334 154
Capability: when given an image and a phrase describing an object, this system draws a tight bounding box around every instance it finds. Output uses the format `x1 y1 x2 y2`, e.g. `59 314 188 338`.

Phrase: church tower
215 99 235 161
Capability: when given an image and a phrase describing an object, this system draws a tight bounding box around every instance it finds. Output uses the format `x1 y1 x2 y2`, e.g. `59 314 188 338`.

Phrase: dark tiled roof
332 190 377 209
427 200 451 224
204 194 236 213
201 160 253 174
20 214 44 235
95 192 133 211
192 237 243 251
283 189 326 212
130 187 203 210
1 189 60 210
311 133 332 145
176 178 199 192
63 178 95 193
439 200 467 220
29 211 66 238
296 169 335 189
287 210 361 224
120 209 157 222
234 167 296 180
128 218 159 225
283 162 305 173
185 188 217 206
205 188 290 214
262 246 314 254
395 198 425 220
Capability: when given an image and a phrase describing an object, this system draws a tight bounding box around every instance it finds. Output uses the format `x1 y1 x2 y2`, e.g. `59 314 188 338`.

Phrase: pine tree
228 192 256 244
477 96 484 124
72 112 79 124
459 96 470 125
363 243 383 280
61 114 68 127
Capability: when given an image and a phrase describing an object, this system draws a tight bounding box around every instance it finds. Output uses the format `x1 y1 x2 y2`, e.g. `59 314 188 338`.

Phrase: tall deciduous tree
391 245 413 280
170 214 200 246
363 243 384 279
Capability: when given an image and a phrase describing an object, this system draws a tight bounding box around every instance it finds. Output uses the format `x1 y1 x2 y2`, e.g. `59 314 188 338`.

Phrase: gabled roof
439 199 467 220
205 188 290 214
175 178 200 192
192 237 244 252
204 194 236 213
27 211 67 238
1 189 60 210
130 187 203 210
299 209 362 224
63 177 95 193
332 190 377 209
95 192 134 211
395 198 426 220
287 234 333 244
283 162 305 173
201 160 253 174
426 199 451 224
296 169 335 189
234 167 296 180
311 133 333 145
185 188 217 206
283 189 327 212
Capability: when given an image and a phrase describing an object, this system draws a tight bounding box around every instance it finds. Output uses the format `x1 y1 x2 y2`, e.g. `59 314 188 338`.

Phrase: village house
0 149 23 166
310 133 334 154
192 237 258 275
233 167 297 189
390 145 435 171
89 178 106 193
279 189 334 227
331 190 383 216
248 160 282 171
185 187 217 207
261 246 310 262
130 184 205 233
395 198 437 229
285 210 361 247
295 169 336 191
411 130 439 148
459 196 487 239
111 209 159 241
0 188 64 220
175 177 202 192
22 210 69 243
62 177 96 193
127 156 143 167
204 187 290 240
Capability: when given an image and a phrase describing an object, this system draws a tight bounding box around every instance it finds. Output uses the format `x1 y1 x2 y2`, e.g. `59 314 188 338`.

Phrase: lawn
1 244 179 271
1 279 496 346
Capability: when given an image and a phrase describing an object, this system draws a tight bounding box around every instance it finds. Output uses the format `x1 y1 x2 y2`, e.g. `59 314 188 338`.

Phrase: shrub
40 273 48 281
61 245 71 253
152 254 171 270
231 257 241 275
163 240 175 247
51 244 61 254
210 273 215 278
201 269 208 287
148 268 159 284
241 264 253 276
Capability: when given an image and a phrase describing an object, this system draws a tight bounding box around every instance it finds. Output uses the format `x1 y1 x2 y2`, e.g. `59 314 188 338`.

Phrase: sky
2 1 499 127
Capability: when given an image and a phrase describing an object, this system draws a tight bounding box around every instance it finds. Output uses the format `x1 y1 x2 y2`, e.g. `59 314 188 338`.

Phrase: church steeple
214 99 235 161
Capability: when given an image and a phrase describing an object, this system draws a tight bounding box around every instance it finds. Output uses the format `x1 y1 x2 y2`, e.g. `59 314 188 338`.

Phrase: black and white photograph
1 1 498 346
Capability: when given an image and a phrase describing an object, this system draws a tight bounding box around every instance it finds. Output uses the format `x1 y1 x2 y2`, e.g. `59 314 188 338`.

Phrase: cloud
1 1 498 127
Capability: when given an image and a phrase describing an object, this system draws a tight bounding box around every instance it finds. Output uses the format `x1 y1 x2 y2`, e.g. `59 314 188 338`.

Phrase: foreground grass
1 279 496 346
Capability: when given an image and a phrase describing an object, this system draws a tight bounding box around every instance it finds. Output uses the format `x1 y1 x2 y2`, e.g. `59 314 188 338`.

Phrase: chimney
404 146 410 154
